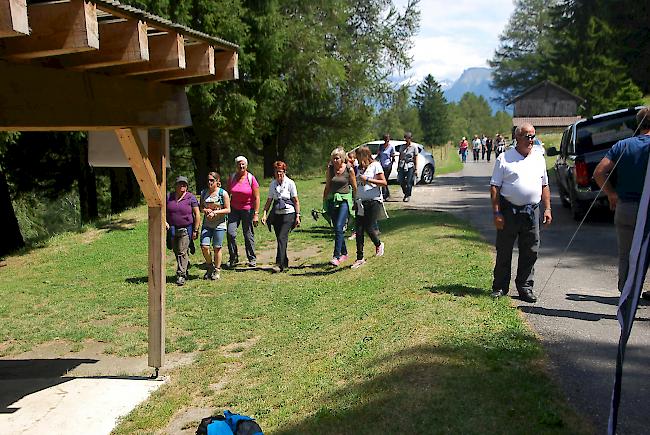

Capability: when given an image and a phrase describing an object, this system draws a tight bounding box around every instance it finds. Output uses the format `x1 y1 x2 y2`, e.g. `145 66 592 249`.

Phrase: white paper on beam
88 130 170 168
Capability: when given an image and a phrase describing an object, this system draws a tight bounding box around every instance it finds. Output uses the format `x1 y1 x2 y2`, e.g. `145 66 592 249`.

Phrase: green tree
373 86 423 141
489 0 558 104
413 74 449 145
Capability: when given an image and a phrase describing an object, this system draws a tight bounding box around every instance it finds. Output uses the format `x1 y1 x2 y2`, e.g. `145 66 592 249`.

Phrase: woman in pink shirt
226 156 260 268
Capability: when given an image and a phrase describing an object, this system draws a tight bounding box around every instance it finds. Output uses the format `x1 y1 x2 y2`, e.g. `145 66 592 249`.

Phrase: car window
394 144 402 153
366 144 380 154
575 112 638 154
560 129 569 155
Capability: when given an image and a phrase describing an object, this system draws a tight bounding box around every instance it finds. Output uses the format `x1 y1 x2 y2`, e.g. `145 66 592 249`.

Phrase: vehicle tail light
575 161 590 187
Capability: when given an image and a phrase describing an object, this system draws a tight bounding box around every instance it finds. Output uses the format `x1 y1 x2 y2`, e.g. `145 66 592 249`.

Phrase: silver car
352 140 436 184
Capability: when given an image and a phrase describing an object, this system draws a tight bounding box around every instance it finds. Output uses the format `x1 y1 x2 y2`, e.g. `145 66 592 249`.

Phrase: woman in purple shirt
166 176 200 286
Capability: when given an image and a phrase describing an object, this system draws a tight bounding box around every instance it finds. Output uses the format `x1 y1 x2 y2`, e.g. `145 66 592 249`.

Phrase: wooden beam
146 128 166 370
163 49 238 86
0 60 192 130
144 43 214 82
61 19 149 70
99 31 185 76
0 0 98 59
114 128 163 207
0 0 28 37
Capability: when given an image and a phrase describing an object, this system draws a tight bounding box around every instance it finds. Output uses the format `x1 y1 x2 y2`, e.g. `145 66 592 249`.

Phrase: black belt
500 196 538 220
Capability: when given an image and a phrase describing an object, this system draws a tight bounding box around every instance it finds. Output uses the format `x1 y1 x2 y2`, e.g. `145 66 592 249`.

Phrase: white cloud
393 0 514 84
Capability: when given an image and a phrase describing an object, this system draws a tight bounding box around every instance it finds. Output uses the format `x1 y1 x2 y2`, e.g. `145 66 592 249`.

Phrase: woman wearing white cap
226 156 260 268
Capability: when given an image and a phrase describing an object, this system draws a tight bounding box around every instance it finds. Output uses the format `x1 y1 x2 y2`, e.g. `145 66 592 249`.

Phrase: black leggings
355 200 382 260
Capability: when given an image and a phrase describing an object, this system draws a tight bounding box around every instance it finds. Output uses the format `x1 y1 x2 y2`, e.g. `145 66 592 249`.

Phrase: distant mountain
444 67 509 114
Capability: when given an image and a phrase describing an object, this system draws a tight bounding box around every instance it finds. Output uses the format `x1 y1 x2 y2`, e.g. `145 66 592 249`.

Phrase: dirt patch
241 245 322 267
162 336 261 434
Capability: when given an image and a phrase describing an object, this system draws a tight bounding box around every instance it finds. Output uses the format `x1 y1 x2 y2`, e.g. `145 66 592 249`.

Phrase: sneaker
403 196 410 202
351 259 366 269
248 260 257 267
330 257 341 266
271 265 282 273
375 242 385 257
228 258 239 268
211 268 220 280
339 254 349 263
348 232 357 241
176 275 186 286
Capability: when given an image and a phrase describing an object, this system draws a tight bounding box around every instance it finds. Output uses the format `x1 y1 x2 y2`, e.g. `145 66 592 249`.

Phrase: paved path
400 158 650 434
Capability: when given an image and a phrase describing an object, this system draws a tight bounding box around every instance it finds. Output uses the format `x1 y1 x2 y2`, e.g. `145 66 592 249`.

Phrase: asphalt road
401 157 650 434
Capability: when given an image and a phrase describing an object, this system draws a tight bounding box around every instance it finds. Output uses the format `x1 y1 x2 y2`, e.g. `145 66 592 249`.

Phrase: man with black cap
166 175 201 286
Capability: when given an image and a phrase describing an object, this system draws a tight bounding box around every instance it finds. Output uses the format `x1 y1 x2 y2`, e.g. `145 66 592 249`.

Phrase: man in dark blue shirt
594 107 650 296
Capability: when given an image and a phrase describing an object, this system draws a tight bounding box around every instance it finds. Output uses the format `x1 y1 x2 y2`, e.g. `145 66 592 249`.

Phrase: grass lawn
431 142 463 175
0 176 589 434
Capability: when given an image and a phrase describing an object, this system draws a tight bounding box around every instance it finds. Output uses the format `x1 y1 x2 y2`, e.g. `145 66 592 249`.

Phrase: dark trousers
172 228 190 277
272 212 295 270
381 165 392 199
492 199 540 293
227 208 256 263
481 148 486 159
398 167 415 197
473 149 480 160
615 201 639 292
355 200 382 260
328 200 349 258
486 148 492 162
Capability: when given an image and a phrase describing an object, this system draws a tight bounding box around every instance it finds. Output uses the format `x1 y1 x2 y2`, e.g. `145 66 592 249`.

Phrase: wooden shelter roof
0 0 239 130
506 80 585 106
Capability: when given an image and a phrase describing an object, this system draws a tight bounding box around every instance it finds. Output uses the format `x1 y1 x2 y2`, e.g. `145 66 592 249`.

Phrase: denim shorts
200 226 226 248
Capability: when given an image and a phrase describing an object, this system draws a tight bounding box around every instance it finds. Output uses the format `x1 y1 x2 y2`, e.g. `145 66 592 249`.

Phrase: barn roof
507 80 585 106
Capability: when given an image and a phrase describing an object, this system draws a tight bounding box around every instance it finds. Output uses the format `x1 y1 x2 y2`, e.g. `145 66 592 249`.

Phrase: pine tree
413 74 449 145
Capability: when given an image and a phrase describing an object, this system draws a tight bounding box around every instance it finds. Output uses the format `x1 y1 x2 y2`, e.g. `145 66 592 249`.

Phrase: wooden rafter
0 0 99 59
144 43 214 82
114 128 163 207
0 0 28 37
98 31 185 76
61 19 149 70
163 49 238 85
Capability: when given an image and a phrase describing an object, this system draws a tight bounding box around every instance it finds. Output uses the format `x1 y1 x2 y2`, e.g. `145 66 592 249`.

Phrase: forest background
1 0 647 256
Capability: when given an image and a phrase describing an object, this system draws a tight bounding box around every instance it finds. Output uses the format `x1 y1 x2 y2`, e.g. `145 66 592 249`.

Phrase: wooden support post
114 128 163 206
147 128 167 369
0 0 28 37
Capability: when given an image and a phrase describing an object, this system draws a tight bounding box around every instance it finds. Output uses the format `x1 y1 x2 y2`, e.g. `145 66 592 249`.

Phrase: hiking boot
351 259 366 269
211 268 220 280
176 275 186 286
375 242 385 257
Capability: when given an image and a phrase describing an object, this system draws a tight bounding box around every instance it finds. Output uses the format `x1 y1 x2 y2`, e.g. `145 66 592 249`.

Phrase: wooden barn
507 80 585 134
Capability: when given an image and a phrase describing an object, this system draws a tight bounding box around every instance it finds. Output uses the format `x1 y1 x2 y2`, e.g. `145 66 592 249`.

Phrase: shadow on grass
96 218 139 232
272 341 588 435
378 209 483 242
426 284 487 298
125 273 202 284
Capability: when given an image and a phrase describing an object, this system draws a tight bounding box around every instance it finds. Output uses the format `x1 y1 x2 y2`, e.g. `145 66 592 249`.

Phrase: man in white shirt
489 123 552 303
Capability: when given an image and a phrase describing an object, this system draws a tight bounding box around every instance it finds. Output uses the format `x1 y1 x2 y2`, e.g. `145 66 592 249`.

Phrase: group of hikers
165 132 420 285
458 133 507 163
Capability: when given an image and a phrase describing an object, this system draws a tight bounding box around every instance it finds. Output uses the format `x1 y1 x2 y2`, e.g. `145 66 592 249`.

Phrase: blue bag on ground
196 411 263 435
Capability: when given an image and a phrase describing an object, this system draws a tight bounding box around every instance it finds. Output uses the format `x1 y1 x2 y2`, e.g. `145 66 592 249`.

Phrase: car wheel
419 164 434 184
569 187 586 221
554 173 570 208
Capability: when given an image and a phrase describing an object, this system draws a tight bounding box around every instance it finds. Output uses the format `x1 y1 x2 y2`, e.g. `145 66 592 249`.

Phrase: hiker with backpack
199 172 230 280
226 156 261 268
261 161 301 272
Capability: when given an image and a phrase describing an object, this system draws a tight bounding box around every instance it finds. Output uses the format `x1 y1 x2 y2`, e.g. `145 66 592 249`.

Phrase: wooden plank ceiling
0 0 239 85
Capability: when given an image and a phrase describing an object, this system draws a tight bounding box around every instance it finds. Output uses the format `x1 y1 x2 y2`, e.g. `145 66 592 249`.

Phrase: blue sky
392 0 514 85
